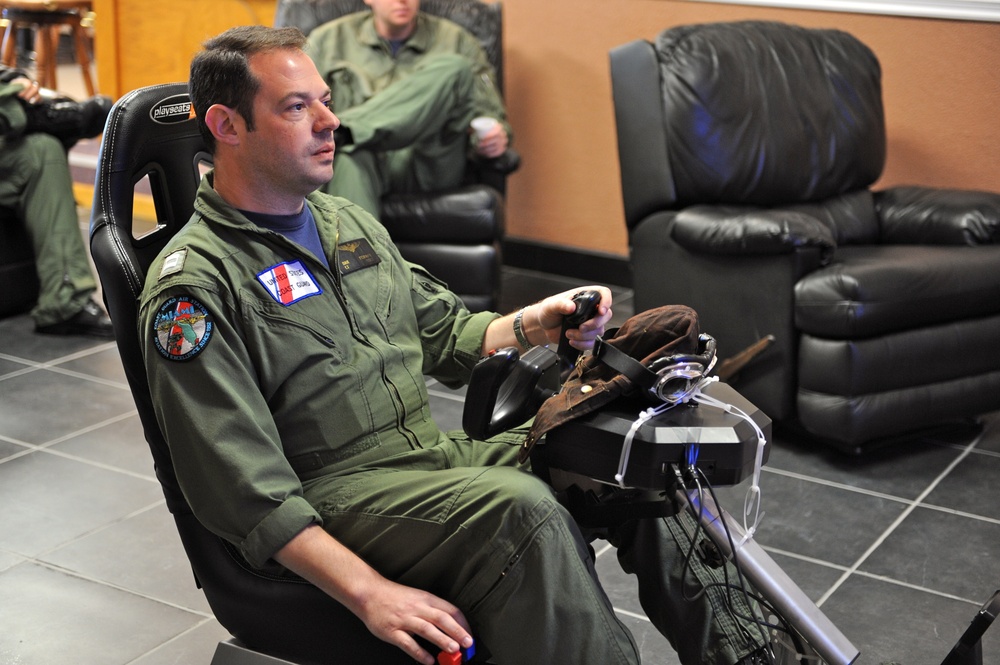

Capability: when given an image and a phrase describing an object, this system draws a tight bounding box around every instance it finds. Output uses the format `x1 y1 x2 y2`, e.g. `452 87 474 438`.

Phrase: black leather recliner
0 208 40 318
90 82 416 664
275 0 520 313
610 20 1000 453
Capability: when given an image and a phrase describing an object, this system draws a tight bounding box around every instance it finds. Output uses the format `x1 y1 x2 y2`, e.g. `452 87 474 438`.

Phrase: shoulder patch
256 260 322 306
158 248 188 280
152 295 214 361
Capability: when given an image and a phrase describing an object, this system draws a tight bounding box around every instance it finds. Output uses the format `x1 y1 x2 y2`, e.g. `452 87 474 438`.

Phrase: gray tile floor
2 252 999 664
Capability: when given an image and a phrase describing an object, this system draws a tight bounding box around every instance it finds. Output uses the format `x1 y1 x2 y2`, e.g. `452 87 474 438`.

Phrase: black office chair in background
610 20 1000 453
275 0 520 312
90 82 415 665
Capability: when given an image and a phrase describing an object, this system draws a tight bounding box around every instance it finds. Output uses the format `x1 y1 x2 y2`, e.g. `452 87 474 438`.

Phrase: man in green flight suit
139 25 768 665
306 0 510 216
0 64 113 336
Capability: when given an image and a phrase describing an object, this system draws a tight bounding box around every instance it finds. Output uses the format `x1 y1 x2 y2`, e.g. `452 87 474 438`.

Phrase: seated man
0 65 113 337
140 26 767 665
306 0 510 216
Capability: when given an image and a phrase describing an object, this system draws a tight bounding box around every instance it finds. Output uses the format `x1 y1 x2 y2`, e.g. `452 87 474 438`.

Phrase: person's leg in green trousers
304 430 767 664
323 54 477 217
0 132 98 328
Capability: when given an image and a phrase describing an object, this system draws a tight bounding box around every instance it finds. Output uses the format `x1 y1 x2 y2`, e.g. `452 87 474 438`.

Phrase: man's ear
203 104 242 146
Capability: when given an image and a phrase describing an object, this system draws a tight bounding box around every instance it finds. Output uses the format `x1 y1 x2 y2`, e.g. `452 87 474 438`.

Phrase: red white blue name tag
256 260 323 306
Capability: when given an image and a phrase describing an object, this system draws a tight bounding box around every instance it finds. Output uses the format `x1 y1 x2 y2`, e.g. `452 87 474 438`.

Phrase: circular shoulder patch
152 295 214 361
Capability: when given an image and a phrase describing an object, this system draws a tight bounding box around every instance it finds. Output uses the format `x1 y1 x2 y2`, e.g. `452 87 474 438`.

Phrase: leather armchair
610 20 1000 453
275 0 520 313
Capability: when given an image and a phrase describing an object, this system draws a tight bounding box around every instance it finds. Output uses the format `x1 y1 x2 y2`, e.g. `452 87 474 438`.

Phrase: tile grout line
815 431 983 607
28 557 216 620
763 465 1000 526
121 617 223 665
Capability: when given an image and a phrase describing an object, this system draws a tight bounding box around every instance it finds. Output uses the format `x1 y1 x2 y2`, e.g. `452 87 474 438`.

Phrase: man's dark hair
189 25 307 152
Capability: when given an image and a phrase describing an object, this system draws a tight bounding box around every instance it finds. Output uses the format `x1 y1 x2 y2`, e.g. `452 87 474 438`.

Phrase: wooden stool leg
71 22 94 95
34 24 56 89
1 22 18 67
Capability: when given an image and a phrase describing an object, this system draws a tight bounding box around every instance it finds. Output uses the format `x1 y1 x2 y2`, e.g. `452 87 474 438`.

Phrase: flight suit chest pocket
336 237 395 323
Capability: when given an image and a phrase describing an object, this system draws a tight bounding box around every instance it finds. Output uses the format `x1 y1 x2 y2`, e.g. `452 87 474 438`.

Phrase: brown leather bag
520 304 701 462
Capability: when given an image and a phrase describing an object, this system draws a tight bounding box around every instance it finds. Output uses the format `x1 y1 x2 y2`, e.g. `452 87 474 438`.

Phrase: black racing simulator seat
89 83 418 665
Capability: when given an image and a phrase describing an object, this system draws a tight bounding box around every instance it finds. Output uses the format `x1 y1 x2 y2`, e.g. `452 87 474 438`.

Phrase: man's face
364 0 419 39
241 48 340 200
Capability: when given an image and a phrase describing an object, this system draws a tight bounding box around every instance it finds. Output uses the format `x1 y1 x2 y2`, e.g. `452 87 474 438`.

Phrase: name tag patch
152 295 213 361
257 260 323 306
338 238 381 275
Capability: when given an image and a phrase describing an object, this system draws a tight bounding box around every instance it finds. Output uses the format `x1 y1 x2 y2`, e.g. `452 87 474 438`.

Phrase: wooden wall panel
94 0 276 96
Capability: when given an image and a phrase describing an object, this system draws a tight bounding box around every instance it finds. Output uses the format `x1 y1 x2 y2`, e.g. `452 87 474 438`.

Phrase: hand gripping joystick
557 290 602 376
462 290 601 441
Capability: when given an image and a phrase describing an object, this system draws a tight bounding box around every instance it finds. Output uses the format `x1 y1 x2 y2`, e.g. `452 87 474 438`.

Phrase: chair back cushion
90 82 208 513
275 0 504 87
655 21 886 208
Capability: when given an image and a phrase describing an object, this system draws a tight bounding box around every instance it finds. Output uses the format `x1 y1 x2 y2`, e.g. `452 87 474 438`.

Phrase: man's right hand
11 77 41 104
274 524 473 664
355 574 474 664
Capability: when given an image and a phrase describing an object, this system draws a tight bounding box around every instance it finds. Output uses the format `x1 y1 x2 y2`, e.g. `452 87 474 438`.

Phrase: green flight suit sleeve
452 28 511 141
0 68 29 137
406 262 499 389
139 265 321 569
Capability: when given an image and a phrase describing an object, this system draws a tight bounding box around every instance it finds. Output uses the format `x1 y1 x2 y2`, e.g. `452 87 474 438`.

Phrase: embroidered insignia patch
338 238 381 275
256 260 322 306
152 295 213 361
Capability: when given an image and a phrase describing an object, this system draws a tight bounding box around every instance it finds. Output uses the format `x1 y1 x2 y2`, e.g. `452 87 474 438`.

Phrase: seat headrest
655 20 886 207
89 82 208 515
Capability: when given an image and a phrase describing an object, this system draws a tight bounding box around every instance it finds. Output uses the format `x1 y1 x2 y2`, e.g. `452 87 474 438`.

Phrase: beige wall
500 0 1000 257
93 0 1000 258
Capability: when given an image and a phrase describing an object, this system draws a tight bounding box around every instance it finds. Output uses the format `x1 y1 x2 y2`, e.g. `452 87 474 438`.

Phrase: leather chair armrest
471 147 521 176
875 186 1000 246
379 185 504 244
671 205 836 263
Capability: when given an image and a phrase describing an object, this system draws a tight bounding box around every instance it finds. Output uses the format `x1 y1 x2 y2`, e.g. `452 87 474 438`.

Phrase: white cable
689 381 767 549
615 374 768 550
615 401 674 488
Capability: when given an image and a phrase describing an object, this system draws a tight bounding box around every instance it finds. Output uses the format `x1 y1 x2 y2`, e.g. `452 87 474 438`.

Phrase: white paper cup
471 116 499 139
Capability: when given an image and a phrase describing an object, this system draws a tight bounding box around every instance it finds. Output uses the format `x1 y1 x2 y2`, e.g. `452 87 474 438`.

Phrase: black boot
23 95 113 149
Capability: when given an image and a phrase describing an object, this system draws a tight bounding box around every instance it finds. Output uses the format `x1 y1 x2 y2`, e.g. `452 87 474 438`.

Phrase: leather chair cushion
876 186 1000 245
797 361 1000 451
655 21 885 208
379 185 503 244
794 244 1000 338
799 312 1000 396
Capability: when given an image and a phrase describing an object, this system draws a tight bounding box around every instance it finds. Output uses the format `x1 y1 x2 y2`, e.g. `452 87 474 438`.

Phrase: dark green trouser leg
0 133 95 326
324 54 477 216
609 510 768 665
306 435 640 665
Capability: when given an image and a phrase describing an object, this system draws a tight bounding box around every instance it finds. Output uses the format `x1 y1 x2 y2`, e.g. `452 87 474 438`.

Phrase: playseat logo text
150 95 193 124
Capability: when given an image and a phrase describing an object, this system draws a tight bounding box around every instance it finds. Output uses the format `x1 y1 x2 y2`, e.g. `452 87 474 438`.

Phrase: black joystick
557 289 602 375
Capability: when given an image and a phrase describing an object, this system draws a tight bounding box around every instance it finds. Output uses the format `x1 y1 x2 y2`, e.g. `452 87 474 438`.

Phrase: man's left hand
474 123 508 159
